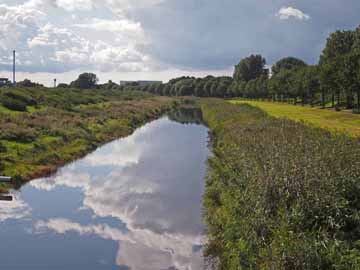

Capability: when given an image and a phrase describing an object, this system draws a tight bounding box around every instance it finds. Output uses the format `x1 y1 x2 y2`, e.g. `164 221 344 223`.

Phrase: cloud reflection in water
30 117 210 269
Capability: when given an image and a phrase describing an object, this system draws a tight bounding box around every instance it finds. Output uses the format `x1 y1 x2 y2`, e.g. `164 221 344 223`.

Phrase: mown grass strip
230 100 360 137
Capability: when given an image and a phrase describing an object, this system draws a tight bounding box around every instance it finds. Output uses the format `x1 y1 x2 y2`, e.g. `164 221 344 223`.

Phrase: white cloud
3 0 359 83
276 6 310 21
0 3 43 51
0 194 31 223
56 0 93 11
73 18 142 34
0 1 153 73
35 218 203 270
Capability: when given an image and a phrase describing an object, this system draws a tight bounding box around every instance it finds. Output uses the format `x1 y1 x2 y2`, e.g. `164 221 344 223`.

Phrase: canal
0 109 210 270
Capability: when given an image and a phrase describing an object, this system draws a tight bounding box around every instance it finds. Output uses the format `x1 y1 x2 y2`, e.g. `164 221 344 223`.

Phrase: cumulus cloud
0 194 31 223
35 218 203 270
56 0 94 11
276 6 310 21
73 18 143 34
0 1 152 73
1 0 360 80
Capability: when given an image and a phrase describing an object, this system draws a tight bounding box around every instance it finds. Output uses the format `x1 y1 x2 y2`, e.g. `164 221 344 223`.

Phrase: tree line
8 25 360 112
137 25 360 113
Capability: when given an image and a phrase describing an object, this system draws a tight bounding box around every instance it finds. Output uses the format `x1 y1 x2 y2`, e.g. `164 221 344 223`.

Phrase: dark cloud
131 0 360 69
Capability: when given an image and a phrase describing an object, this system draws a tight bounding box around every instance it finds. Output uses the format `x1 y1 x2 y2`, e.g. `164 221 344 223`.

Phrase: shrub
4 91 37 106
1 96 27 111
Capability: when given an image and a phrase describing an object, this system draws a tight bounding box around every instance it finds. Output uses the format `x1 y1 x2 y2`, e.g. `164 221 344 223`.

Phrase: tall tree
70 73 99 89
320 30 355 64
269 69 295 102
271 57 307 75
234 54 268 82
318 31 356 109
338 50 360 109
319 61 338 108
299 66 320 105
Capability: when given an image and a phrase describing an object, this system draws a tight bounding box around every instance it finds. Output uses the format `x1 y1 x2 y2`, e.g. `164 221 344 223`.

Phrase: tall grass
202 99 360 270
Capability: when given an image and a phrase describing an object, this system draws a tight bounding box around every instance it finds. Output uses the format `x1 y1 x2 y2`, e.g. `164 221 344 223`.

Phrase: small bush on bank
4 91 37 106
1 96 27 111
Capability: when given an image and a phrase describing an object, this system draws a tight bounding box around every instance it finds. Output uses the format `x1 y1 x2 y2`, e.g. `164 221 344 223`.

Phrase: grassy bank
0 87 175 192
201 99 360 269
230 100 360 137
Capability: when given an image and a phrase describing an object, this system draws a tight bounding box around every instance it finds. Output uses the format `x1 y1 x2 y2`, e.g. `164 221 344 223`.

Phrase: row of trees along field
7 26 360 112
137 25 360 113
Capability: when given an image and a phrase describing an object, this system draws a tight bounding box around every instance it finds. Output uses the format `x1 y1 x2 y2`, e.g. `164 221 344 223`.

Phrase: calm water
0 112 210 270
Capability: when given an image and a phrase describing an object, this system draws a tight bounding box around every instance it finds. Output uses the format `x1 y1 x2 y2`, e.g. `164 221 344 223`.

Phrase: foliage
234 54 268 82
319 30 356 64
98 80 119 90
202 99 360 270
70 73 99 89
17 79 44 88
57 83 69 88
1 96 27 111
271 57 307 75
137 76 233 98
0 90 37 111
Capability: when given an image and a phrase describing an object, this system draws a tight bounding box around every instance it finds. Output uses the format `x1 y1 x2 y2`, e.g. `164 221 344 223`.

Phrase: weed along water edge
0 110 211 270
201 99 360 269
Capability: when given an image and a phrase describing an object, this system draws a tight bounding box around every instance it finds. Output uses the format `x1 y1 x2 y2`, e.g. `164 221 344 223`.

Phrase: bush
0 141 5 152
1 96 27 111
4 91 37 106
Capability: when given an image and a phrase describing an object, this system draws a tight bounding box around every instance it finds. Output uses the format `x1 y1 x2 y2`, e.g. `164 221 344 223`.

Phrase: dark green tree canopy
57 83 69 88
234 54 268 82
319 30 355 64
70 73 99 89
17 79 44 88
271 57 307 75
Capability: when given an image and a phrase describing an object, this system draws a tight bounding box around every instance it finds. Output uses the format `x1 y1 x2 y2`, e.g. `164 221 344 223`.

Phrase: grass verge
202 99 360 270
230 100 360 137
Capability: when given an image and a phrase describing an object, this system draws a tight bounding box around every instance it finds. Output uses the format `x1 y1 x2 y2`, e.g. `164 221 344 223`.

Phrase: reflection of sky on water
0 117 210 270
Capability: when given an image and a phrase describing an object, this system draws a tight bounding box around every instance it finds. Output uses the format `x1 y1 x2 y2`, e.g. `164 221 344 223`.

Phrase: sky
0 0 359 86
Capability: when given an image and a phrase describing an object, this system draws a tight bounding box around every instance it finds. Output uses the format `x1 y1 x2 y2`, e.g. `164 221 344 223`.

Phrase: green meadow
231 100 360 137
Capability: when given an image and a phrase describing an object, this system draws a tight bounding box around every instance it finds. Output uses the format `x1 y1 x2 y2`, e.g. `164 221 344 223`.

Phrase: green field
230 100 360 137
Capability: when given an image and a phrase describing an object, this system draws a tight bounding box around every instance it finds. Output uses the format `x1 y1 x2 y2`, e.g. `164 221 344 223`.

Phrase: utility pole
13 50 16 87
54 78 57 88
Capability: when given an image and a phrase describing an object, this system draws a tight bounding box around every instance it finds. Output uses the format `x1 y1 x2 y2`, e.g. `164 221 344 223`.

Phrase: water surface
0 112 210 270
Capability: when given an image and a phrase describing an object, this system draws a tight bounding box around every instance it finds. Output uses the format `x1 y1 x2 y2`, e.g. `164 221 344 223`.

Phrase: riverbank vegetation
0 87 174 192
201 99 360 269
